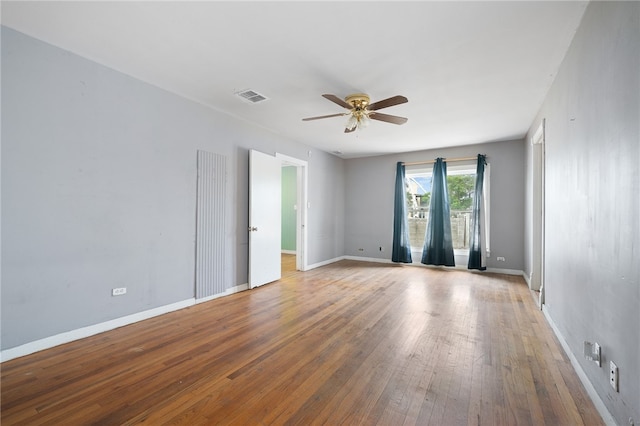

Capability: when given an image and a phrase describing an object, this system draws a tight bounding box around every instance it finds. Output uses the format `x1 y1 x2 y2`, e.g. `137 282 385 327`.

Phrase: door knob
248 226 258 232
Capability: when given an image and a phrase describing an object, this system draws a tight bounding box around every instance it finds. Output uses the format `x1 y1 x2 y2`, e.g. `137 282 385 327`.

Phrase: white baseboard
307 255 398 269
341 256 526 278
306 256 346 270
541 305 616 426
485 267 525 276
281 250 296 255
195 283 249 304
1 283 254 363
1 298 195 363
343 255 393 264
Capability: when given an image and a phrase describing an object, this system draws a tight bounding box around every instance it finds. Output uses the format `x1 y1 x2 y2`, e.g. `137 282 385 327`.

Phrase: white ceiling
2 1 588 158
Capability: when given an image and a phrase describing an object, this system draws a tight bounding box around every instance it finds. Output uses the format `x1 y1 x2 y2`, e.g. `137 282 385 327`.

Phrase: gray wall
344 139 525 271
525 2 639 424
1 27 345 350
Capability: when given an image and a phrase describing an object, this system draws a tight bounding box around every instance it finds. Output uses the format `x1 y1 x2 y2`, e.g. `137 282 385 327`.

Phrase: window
405 162 485 254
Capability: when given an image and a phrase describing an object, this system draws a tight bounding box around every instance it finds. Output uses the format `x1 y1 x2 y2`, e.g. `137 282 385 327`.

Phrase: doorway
531 120 545 308
281 165 298 275
277 153 308 273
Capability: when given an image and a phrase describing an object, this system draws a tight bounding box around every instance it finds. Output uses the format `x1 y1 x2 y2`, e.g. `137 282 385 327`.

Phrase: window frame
405 161 490 258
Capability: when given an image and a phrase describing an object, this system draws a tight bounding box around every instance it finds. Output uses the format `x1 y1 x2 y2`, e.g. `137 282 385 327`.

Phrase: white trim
276 152 308 272
530 119 546 305
306 256 346 270
542 306 617 426
281 249 296 255
343 255 394 264
531 119 545 146
483 163 491 257
342 256 526 277
1 260 528 362
195 283 249 304
415 263 524 276
1 298 195 363
276 153 306 166
484 267 524 276
2 282 255 363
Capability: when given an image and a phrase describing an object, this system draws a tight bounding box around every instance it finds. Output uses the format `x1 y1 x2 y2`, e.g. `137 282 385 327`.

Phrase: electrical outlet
112 287 127 296
583 341 601 366
610 360 618 391
497 256 506 261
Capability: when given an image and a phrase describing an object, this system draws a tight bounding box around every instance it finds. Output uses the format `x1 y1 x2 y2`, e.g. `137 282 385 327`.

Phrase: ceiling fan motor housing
345 94 370 110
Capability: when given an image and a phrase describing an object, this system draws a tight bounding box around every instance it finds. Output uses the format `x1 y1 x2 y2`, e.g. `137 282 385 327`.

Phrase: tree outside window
405 170 476 251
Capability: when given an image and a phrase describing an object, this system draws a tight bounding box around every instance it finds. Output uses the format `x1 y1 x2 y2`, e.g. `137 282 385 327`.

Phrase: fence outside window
407 209 472 250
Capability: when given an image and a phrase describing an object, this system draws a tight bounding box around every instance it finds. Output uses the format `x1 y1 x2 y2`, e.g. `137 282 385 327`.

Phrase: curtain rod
404 155 484 166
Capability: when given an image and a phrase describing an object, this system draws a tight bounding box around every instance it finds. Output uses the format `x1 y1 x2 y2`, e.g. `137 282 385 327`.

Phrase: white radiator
195 150 227 299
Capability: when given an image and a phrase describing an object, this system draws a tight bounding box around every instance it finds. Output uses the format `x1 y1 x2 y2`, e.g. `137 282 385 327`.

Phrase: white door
249 150 282 288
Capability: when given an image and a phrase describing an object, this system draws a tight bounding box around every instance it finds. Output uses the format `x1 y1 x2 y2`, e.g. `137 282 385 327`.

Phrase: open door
249 150 282 288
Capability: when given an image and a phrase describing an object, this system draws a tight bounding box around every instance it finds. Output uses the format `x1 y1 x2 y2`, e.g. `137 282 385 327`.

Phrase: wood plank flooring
1 256 604 425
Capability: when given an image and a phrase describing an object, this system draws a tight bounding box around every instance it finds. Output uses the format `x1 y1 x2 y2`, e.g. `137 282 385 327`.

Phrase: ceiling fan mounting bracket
344 94 370 110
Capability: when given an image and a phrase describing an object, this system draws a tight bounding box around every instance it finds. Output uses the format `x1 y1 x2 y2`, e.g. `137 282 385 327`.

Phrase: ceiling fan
302 93 408 133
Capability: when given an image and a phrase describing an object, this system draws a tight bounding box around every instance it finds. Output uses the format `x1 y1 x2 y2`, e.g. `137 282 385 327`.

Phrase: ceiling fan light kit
344 94 371 132
303 93 408 133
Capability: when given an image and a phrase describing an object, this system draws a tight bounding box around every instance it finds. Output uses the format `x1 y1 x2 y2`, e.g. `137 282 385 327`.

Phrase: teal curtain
392 162 412 263
468 154 487 270
421 158 455 266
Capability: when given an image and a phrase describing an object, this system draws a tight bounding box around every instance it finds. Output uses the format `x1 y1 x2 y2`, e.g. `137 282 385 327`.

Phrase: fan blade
302 113 348 121
322 94 353 110
369 112 408 125
367 95 408 111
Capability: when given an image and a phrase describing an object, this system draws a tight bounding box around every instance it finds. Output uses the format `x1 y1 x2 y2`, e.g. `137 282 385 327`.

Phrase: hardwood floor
2 256 603 425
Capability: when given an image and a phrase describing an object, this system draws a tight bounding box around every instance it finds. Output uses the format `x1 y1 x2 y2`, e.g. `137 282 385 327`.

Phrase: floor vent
235 89 269 104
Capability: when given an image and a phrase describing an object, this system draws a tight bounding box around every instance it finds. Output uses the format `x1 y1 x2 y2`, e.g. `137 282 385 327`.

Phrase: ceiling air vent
235 89 269 104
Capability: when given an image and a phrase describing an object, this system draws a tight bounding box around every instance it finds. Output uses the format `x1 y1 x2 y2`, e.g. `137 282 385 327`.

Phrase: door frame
276 153 308 272
531 119 546 307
